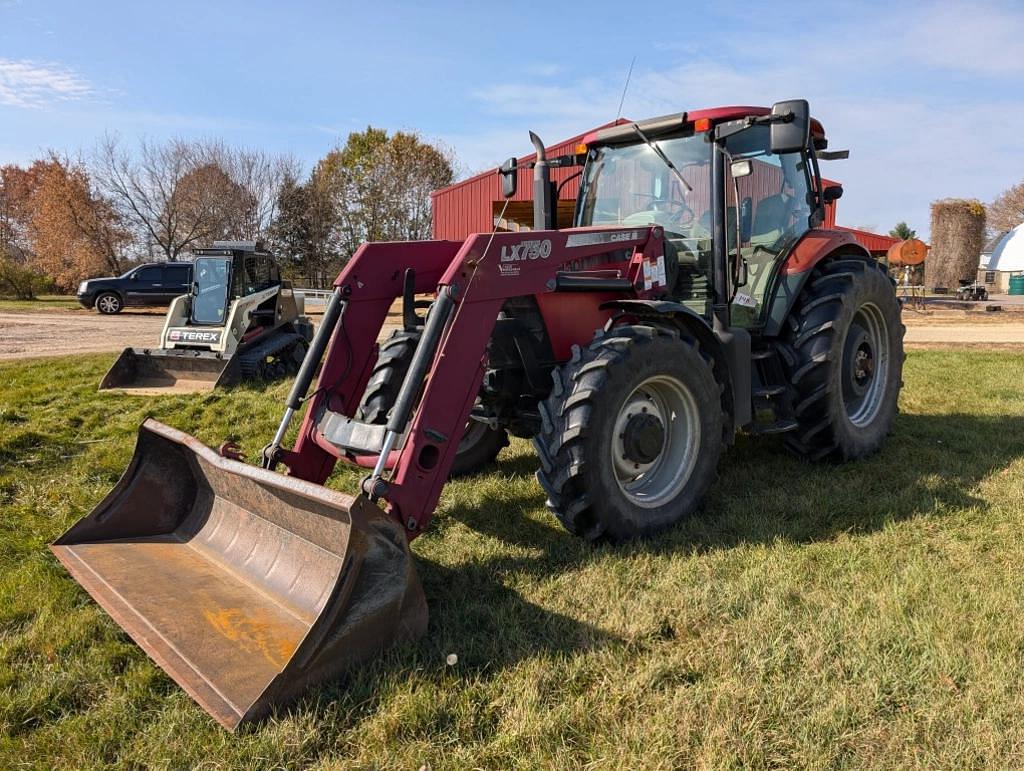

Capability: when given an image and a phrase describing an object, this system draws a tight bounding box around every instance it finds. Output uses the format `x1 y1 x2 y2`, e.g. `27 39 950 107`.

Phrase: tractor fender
599 299 744 436
763 229 873 338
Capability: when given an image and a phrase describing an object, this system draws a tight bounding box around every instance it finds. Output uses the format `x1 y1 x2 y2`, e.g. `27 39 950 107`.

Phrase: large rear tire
357 329 508 476
783 255 905 461
533 325 723 543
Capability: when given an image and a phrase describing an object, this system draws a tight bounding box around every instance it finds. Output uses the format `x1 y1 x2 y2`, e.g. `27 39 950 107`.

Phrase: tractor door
190 256 233 325
722 125 814 328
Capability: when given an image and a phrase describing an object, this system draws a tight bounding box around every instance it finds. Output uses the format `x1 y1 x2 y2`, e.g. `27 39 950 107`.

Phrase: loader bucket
99 348 240 394
50 419 427 730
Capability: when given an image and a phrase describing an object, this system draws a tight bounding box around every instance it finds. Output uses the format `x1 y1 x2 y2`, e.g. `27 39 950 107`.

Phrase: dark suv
77 262 194 314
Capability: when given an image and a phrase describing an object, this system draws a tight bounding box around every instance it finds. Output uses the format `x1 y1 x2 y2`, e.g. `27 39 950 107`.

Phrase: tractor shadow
449 412 1024 557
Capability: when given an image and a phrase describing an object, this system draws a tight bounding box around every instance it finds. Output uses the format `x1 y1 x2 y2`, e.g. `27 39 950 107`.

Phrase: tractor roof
582 106 826 146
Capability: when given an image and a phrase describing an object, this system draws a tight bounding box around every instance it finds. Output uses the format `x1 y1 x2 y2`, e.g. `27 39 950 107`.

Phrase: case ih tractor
52 100 904 729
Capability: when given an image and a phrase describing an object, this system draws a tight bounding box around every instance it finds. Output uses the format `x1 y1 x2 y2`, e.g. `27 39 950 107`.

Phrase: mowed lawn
2 350 1024 769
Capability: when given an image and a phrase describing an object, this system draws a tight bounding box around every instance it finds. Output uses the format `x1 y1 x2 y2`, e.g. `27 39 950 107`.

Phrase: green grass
2 350 1024 768
0 295 82 312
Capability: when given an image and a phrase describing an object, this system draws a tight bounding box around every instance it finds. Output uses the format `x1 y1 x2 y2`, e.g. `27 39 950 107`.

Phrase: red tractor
53 100 904 729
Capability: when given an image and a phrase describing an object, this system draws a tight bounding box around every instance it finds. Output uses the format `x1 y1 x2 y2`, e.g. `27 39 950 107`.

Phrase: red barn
431 122 897 256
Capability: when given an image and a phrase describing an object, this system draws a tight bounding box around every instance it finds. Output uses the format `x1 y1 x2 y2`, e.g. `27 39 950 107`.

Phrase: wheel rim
99 295 118 313
611 374 700 508
458 419 489 454
842 302 890 427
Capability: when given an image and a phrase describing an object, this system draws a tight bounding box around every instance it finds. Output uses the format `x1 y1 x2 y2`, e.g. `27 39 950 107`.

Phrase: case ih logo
500 239 552 263
168 328 221 344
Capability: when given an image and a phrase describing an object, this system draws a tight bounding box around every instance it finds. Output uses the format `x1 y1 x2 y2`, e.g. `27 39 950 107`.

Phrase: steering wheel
633 194 695 228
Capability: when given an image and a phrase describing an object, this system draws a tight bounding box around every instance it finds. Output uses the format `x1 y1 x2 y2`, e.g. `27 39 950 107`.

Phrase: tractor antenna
615 56 636 121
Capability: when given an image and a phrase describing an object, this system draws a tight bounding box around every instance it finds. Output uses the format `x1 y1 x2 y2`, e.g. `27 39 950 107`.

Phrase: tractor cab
571 104 826 328
189 241 282 327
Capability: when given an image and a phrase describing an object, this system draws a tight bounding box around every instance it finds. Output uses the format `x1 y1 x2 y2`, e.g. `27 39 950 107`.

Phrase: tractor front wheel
784 255 905 460
534 324 723 542
357 328 509 476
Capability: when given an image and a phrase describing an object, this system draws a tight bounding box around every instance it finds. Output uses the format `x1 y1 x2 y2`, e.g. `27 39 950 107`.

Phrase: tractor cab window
236 254 279 296
191 257 231 325
576 133 714 314
725 124 813 327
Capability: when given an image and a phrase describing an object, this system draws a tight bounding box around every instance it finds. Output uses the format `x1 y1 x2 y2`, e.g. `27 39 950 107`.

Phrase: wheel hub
610 376 700 509
621 413 665 464
841 306 890 427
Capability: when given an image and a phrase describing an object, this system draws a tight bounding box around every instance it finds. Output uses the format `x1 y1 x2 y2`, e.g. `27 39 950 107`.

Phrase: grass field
2 350 1024 768
0 296 82 312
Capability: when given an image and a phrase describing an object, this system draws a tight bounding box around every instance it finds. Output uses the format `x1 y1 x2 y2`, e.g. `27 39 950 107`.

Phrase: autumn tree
0 163 40 262
988 181 1024 235
316 127 454 261
27 156 132 289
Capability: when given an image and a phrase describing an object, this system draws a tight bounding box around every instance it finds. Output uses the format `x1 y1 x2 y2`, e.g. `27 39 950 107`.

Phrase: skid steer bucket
50 419 427 730
99 348 240 394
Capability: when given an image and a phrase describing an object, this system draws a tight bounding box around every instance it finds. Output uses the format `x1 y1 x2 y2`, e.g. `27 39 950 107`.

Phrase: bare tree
94 137 296 261
206 142 300 240
988 181 1024 236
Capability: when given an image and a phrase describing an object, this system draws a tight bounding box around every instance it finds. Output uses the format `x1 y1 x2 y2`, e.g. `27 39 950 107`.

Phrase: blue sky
2 0 1023 238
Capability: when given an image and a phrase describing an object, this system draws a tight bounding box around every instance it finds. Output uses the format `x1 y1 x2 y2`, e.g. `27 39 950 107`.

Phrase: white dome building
980 224 1024 293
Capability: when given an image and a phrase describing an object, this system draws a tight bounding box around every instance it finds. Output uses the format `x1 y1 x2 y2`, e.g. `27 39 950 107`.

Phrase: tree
94 137 294 261
27 156 132 288
988 181 1024 235
268 170 340 288
0 163 41 263
316 127 454 262
889 221 916 240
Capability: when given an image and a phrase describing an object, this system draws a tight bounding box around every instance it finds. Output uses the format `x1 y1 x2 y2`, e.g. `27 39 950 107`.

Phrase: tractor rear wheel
534 324 723 542
783 255 905 461
357 328 509 476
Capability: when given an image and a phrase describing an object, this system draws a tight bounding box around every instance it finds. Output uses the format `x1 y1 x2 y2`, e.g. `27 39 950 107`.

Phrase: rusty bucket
99 348 240 394
51 419 427 730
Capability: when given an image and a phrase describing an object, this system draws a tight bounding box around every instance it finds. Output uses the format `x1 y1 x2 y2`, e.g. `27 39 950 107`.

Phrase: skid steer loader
53 100 905 730
99 241 314 393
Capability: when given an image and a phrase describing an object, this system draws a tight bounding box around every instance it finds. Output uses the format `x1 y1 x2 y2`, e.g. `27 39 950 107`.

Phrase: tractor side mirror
730 159 753 179
499 157 518 198
770 99 810 155
822 184 843 203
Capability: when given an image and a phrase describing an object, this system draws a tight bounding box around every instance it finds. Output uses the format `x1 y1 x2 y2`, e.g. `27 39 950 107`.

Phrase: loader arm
278 225 667 535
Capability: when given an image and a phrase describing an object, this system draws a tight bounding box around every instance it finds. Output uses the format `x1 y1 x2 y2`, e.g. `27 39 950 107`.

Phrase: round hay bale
925 199 985 290
887 238 928 266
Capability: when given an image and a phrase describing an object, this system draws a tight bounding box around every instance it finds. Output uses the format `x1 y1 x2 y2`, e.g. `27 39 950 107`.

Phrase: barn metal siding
431 123 624 240
432 129 884 253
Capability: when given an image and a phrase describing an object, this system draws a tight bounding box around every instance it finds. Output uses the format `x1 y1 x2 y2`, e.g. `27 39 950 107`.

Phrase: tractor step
754 384 786 398
750 418 799 435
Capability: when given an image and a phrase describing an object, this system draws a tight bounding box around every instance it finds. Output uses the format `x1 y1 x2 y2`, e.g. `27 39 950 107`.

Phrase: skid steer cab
55 99 904 729
99 241 314 393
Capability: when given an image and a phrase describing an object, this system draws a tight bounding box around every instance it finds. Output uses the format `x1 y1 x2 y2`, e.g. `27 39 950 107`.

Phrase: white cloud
458 2 1024 238
0 58 94 109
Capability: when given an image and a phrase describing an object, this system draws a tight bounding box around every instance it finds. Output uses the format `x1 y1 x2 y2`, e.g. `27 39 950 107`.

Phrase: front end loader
53 100 904 729
99 241 314 393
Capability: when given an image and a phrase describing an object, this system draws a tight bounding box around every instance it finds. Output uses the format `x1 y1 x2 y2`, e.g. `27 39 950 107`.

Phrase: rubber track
237 331 306 380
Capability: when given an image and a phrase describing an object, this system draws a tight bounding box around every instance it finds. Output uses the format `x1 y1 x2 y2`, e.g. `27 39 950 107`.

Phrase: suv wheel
96 292 122 315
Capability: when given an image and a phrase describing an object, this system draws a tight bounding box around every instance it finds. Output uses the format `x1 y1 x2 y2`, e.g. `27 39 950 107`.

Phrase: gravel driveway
3 305 1024 362
0 311 167 360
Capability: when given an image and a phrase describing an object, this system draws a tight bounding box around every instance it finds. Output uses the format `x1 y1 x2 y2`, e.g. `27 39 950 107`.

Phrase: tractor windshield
576 133 712 240
191 257 231 325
